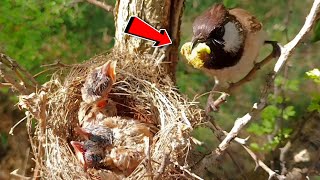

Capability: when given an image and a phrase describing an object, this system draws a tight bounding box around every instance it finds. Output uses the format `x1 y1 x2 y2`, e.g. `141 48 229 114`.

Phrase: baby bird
81 60 117 107
79 61 117 126
74 126 113 148
71 117 155 175
71 140 106 170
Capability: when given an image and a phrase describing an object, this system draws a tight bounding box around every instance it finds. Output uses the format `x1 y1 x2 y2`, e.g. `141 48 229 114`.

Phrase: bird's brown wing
229 8 262 33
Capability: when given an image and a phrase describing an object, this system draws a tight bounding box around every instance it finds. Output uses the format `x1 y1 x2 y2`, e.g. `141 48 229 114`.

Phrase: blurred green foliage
0 0 115 83
306 68 320 112
0 132 8 157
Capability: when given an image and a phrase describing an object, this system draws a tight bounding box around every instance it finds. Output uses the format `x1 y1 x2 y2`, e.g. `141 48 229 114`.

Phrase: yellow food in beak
180 42 211 69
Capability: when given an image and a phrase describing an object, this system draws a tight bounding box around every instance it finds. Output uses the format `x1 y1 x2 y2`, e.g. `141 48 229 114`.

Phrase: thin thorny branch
86 0 113 12
0 53 39 94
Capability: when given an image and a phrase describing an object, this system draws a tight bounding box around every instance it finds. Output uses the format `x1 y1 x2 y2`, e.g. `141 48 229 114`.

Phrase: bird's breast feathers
222 21 244 53
203 29 266 86
202 7 266 86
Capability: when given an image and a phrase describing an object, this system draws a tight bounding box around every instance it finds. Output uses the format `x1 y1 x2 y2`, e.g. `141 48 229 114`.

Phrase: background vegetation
0 0 319 179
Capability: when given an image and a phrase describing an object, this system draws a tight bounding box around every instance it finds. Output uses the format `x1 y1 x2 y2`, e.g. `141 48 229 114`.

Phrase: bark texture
113 0 184 80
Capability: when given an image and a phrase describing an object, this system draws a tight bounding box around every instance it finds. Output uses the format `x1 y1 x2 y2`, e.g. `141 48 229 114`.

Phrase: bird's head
191 4 244 60
100 60 117 83
71 140 104 170
74 126 113 147
81 60 117 105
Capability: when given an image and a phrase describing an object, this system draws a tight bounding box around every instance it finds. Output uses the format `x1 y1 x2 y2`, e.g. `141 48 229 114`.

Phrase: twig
0 63 30 94
192 118 248 179
241 145 286 180
208 121 284 180
274 0 320 72
172 161 203 180
144 137 153 179
216 102 266 155
0 82 12 88
206 117 248 180
40 60 71 68
212 93 229 111
10 169 31 180
279 141 291 175
33 60 71 77
0 53 39 87
0 53 39 94
21 147 30 177
86 0 113 12
9 116 27 135
154 153 169 180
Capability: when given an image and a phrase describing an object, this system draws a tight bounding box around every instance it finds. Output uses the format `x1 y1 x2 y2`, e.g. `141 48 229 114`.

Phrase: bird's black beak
191 37 199 50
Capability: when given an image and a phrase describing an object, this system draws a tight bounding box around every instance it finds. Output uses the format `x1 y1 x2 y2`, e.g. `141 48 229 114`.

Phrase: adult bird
181 3 280 112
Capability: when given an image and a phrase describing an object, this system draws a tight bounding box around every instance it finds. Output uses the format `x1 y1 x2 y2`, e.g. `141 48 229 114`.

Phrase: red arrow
124 16 172 47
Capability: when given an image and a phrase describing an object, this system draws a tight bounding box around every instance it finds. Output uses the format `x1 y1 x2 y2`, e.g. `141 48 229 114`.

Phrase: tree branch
274 0 320 72
86 0 113 12
0 53 39 94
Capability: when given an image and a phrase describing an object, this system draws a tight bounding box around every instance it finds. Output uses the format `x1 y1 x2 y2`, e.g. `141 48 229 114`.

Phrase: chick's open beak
102 61 117 83
71 141 86 166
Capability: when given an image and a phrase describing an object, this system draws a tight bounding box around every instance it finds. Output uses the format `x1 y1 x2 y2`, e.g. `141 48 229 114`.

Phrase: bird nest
18 49 204 179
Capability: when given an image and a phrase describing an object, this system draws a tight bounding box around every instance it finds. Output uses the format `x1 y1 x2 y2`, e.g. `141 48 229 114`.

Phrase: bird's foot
205 93 229 115
205 100 219 114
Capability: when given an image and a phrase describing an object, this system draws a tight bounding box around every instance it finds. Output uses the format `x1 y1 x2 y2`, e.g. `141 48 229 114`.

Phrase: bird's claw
205 96 219 115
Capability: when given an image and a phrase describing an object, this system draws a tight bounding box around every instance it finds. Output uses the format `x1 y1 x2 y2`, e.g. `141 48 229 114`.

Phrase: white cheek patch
222 22 243 53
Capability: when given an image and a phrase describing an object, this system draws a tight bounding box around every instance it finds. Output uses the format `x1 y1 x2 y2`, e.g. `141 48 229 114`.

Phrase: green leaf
306 68 320 83
274 76 285 86
0 133 8 149
261 105 281 122
249 142 260 151
247 123 265 135
312 21 320 42
285 79 300 92
282 128 293 138
283 106 296 120
268 94 283 104
308 95 320 112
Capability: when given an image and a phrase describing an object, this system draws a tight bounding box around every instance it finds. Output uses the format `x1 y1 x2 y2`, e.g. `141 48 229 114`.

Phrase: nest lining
19 50 204 179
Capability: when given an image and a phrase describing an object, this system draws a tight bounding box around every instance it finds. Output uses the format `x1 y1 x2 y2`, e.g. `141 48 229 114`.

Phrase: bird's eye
208 26 225 40
215 26 225 37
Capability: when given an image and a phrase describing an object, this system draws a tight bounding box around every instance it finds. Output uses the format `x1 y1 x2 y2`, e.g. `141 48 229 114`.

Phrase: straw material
19 50 204 179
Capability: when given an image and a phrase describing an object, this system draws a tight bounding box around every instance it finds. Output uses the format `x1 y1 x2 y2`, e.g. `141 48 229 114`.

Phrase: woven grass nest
18 50 204 179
